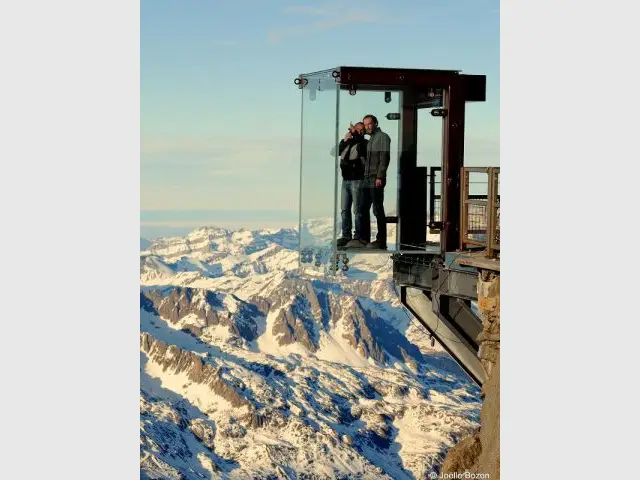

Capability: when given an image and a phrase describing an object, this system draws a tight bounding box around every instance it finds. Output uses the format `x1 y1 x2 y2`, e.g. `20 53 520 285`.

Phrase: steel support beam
393 258 478 301
440 79 467 255
430 293 483 350
402 287 486 386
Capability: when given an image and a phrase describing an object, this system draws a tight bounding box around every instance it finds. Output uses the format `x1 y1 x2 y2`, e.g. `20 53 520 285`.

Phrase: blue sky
141 0 499 235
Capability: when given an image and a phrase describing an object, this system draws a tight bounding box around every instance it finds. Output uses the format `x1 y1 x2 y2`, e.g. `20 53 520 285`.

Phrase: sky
141 0 499 238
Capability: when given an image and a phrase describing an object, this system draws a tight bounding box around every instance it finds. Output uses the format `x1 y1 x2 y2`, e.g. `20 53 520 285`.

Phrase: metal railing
460 167 500 257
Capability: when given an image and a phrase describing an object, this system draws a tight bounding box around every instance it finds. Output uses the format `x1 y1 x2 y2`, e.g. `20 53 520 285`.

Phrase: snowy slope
140 220 480 479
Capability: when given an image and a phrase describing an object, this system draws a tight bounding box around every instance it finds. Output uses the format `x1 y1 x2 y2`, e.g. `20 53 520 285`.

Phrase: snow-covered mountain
140 220 481 479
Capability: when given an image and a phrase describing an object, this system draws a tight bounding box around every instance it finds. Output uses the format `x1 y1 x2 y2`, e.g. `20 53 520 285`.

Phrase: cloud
141 135 302 166
140 134 310 211
140 130 498 213
268 6 379 44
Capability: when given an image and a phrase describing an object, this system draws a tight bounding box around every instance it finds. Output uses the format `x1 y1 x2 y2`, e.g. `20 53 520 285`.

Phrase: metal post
331 83 340 274
440 79 466 255
486 167 498 257
459 167 469 250
398 89 417 172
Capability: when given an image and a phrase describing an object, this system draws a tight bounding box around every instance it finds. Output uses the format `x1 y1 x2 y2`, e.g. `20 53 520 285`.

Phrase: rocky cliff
442 272 500 478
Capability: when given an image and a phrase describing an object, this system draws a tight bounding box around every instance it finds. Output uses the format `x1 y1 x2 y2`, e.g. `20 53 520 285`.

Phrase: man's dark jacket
336 135 367 181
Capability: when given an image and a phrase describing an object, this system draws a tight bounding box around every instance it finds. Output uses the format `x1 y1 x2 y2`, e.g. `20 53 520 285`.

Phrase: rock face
476 274 501 379
141 332 253 409
139 223 484 479
189 418 216 451
268 280 322 351
142 287 261 342
272 304 319 351
442 272 500 479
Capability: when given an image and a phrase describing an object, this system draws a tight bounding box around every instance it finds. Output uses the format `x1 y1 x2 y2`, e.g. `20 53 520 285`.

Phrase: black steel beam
393 257 437 290
402 287 486 386
431 294 483 350
338 67 460 89
462 74 487 102
330 67 486 102
440 79 466 254
433 267 478 301
393 258 478 301
398 90 418 172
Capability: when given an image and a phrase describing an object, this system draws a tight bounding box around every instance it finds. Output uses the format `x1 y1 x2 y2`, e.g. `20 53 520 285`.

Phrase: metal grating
465 203 488 240
460 167 500 257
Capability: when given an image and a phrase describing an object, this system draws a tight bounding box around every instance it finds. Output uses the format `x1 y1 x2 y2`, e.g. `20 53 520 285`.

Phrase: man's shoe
336 237 351 248
365 241 387 250
346 239 367 248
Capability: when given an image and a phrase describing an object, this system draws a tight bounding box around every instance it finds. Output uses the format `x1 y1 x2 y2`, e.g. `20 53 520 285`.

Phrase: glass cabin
295 67 487 277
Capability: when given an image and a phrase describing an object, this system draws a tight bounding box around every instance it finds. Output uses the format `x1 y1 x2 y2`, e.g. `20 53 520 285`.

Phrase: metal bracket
294 77 308 89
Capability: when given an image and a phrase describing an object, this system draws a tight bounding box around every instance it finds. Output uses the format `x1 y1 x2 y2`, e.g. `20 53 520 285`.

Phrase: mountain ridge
140 220 481 479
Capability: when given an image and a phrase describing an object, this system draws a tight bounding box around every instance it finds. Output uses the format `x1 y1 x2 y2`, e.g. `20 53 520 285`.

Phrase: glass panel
335 89 400 252
298 70 340 277
418 107 443 247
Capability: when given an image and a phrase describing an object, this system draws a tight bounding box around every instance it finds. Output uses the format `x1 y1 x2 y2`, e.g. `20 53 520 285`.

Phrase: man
347 114 391 250
331 122 368 248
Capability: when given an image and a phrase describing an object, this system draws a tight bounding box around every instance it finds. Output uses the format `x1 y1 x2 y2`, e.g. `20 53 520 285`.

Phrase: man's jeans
340 179 363 239
360 178 386 245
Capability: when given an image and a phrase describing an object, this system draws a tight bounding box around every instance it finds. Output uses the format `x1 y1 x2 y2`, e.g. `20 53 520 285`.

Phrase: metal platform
337 246 440 254
456 252 500 272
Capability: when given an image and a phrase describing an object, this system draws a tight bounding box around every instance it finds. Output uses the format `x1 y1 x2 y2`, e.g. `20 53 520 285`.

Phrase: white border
0 1 139 476
1 1 638 477
503 0 640 477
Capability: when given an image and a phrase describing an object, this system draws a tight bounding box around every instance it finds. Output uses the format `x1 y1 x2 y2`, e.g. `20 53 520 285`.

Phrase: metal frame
295 66 487 258
331 67 486 102
393 254 478 300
